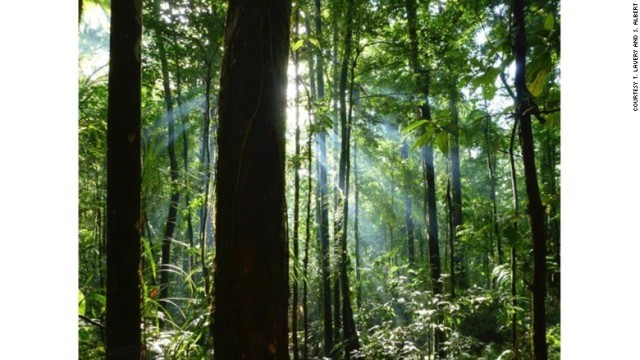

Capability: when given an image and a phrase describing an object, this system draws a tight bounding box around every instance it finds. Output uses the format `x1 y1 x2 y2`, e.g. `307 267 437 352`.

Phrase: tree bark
508 115 520 357
313 0 334 354
512 0 548 358
485 117 502 265
401 141 416 266
212 0 291 358
292 9 301 360
404 0 443 355
105 0 142 358
337 1 361 356
354 139 361 309
153 1 181 308
448 86 466 291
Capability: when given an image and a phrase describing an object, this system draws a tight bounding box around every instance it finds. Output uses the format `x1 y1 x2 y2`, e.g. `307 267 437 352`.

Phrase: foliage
79 0 560 357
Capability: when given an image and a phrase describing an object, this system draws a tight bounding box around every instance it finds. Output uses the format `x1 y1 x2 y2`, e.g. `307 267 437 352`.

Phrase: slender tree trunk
292 9 301 360
199 62 213 297
485 117 502 265
446 162 455 298
542 133 560 302
404 0 443 355
154 0 181 308
176 67 195 272
303 86 314 360
313 0 334 354
448 86 465 290
401 141 416 266
105 0 142 357
354 139 361 309
512 0 548 358
212 0 291 358
509 115 520 357
337 1 361 356
332 11 342 349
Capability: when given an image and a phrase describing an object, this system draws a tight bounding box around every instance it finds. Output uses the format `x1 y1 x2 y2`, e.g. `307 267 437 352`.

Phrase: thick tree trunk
512 0 548 358
212 0 291 358
105 0 142 358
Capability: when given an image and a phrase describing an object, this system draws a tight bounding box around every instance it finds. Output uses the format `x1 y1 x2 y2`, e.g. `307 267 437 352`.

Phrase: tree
105 0 142 358
404 0 444 355
152 0 181 312
336 0 361 357
211 0 291 358
512 0 548 358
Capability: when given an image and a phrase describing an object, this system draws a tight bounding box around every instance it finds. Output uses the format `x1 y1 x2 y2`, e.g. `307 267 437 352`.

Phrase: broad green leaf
528 68 550 97
292 39 304 52
402 119 428 134
435 133 449 154
411 126 435 150
308 37 321 49
544 13 555 31
79 290 86 316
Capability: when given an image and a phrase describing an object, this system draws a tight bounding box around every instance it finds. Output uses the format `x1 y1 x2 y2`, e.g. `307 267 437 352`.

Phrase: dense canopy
78 0 560 358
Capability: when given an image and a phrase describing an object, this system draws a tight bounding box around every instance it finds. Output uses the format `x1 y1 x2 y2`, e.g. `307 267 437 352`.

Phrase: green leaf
292 39 304 52
402 119 428 134
79 290 86 316
528 68 549 97
308 37 321 49
435 133 449 154
544 13 555 31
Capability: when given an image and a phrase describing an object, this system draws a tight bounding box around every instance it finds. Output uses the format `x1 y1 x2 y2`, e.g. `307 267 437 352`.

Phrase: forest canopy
77 0 560 358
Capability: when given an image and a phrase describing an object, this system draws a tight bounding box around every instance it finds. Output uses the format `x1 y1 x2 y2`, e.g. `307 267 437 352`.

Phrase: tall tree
105 0 142 358
335 0 361 356
401 141 415 266
211 0 291 358
291 8 301 360
404 0 444 355
153 0 181 310
313 0 334 354
512 0 548 358
448 82 466 291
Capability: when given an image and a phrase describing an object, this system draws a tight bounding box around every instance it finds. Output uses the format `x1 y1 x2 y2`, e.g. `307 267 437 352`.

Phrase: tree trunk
153 0 181 309
292 9 301 360
212 0 291 358
404 0 443 355
105 0 142 358
485 117 502 265
509 114 520 357
401 141 416 266
337 1 361 356
448 87 466 291
177 67 195 273
512 0 548 358
303 77 314 360
313 0 334 354
354 139 361 309
199 61 214 298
